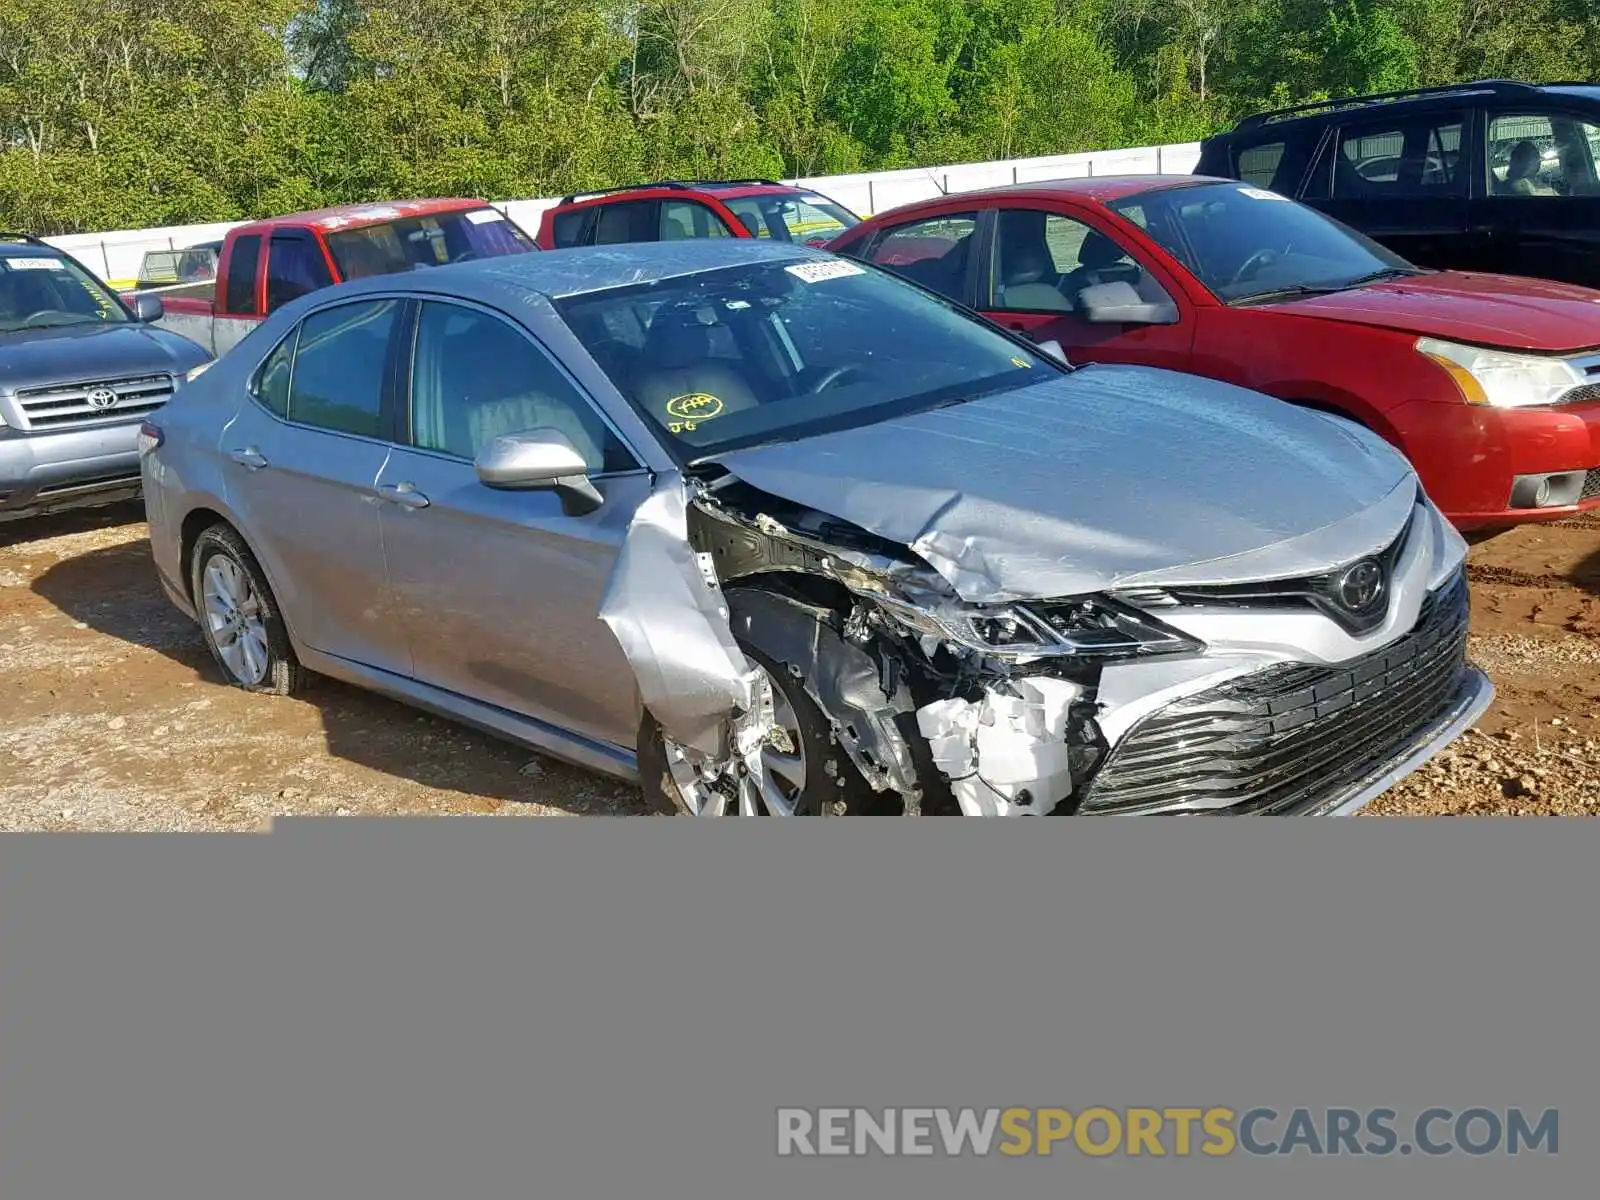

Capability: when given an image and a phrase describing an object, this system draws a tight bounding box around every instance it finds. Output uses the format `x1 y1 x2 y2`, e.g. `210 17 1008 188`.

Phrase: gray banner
3 819 1594 1199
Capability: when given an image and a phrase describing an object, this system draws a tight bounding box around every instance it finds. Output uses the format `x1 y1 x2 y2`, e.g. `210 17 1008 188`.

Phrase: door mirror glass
474 428 603 515
1076 281 1179 325
129 292 164 322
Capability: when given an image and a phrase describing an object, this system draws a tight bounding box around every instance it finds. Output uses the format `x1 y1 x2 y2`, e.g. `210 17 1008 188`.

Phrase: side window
865 213 978 302
593 201 660 246
225 234 262 315
250 328 296 417
1332 114 1465 198
408 301 635 475
659 200 734 240
265 234 334 313
1488 112 1600 197
286 299 399 439
1237 141 1286 188
551 209 591 248
990 209 1171 314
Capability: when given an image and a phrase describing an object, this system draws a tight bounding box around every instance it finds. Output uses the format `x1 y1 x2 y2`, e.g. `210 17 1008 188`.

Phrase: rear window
551 209 590 248
324 208 536 279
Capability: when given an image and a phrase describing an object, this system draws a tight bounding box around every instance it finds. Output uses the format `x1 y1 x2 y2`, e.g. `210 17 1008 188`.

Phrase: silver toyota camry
139 240 1492 815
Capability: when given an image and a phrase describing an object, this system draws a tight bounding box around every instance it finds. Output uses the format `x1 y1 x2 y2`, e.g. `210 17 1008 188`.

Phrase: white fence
42 141 1203 286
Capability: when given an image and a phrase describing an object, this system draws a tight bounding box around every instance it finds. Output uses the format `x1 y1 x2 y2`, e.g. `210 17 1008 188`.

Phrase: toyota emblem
1335 559 1386 613
85 387 119 411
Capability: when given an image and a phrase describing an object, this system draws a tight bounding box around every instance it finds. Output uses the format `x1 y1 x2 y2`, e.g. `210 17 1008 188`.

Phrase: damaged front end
601 471 1218 816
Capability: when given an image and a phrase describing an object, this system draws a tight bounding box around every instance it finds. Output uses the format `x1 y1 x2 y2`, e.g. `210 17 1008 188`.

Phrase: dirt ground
1 503 1596 828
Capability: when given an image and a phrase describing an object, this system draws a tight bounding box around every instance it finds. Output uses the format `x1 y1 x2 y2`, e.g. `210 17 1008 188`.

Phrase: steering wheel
806 364 868 395
1230 248 1280 285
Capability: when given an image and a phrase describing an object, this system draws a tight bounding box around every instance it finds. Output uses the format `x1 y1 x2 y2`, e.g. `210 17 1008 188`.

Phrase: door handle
378 481 430 510
227 447 269 470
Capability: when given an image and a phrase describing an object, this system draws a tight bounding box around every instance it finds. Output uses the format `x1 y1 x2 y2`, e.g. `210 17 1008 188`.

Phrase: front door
1468 109 1600 288
976 206 1196 371
218 297 409 674
375 298 649 749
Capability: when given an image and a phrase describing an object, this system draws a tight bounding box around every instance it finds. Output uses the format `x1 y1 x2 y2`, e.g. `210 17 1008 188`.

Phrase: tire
638 642 890 815
189 523 304 697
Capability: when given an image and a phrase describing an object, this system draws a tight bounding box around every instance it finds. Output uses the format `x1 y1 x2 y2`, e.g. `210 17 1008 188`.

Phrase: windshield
721 193 860 247
1108 181 1416 303
554 257 1063 459
0 253 131 332
325 207 537 279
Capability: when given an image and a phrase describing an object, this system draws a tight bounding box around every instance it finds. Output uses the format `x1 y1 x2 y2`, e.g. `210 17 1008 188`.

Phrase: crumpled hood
717 365 1417 602
1270 271 1600 352
0 322 209 393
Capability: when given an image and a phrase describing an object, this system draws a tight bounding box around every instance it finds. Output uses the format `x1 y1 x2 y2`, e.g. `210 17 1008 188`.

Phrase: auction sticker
466 209 506 224
3 257 67 270
1238 187 1289 201
786 260 865 284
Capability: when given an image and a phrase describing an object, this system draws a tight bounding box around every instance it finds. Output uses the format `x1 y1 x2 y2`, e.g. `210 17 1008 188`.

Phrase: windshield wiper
1339 266 1424 288
1230 284 1345 306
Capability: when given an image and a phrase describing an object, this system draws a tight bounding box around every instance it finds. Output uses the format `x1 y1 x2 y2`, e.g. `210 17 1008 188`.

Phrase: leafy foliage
0 0 1588 231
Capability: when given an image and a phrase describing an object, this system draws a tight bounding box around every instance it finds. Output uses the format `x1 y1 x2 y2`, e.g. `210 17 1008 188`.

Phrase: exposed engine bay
600 464 1485 817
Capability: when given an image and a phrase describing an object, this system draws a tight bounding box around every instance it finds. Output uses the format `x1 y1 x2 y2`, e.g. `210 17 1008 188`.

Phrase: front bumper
0 423 144 522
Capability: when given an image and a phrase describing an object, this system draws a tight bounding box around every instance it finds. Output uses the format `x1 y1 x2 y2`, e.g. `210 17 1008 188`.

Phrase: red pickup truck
136 199 539 358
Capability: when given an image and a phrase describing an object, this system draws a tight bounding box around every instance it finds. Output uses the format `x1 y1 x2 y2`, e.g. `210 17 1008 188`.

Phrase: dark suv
535 179 860 250
1196 79 1600 288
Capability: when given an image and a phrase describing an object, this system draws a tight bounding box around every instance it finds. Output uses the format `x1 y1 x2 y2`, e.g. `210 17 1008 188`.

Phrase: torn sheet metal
598 476 754 757
716 366 1416 602
916 677 1083 816
725 587 920 798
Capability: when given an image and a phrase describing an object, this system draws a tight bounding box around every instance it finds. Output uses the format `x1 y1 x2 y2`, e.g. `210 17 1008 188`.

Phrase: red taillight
137 421 164 456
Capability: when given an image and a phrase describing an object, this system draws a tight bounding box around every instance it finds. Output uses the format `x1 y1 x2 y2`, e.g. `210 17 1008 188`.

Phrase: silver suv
140 241 1492 815
1 235 211 523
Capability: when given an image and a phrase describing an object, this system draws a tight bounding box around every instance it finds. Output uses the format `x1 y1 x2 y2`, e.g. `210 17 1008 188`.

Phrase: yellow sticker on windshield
664 393 724 433
1011 356 1031 368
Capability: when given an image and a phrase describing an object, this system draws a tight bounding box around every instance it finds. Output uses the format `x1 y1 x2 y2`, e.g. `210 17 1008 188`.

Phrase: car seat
1503 141 1553 196
996 243 1070 311
631 306 760 430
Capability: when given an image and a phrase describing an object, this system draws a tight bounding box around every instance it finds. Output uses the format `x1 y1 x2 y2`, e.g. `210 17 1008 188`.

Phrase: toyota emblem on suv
85 387 119 411
1336 559 1386 613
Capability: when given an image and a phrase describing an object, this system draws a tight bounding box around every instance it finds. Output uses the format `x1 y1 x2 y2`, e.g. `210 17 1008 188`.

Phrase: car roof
1220 79 1600 138
555 180 812 209
859 174 1237 210
0 236 64 258
325 238 821 304
230 198 493 236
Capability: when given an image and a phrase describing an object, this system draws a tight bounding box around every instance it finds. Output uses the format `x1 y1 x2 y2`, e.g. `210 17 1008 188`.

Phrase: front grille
14 374 174 430
1081 571 1470 814
1581 469 1600 503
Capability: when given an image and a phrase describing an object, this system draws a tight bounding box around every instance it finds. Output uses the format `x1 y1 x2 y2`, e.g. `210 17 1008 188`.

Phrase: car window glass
1488 112 1600 196
409 301 635 474
1332 115 1465 198
286 299 399 438
251 329 296 417
324 210 535 279
660 201 734 240
593 201 659 245
864 213 978 302
225 234 262 314
0 253 131 330
1237 142 1285 188
551 209 590 247
723 195 858 244
266 235 334 313
990 209 1173 315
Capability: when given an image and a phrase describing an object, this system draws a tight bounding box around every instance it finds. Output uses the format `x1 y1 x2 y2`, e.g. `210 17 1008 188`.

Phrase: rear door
1303 108 1471 268
974 203 1195 371
1468 107 1600 287
218 296 409 675
592 200 663 247
658 199 736 240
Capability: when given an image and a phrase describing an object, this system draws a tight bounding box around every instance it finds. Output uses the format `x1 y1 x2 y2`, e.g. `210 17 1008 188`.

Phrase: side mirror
1077 280 1179 326
1034 338 1070 365
129 292 164 322
474 428 603 517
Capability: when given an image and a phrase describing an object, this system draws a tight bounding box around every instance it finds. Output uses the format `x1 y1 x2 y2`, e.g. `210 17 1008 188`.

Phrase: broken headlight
879 594 1202 660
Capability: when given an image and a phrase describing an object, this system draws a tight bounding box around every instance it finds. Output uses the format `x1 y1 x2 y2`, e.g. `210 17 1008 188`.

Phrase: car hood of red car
1269 270 1600 353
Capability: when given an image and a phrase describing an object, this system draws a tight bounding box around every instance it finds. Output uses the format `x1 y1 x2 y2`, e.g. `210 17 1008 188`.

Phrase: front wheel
637 644 882 815
189 524 303 696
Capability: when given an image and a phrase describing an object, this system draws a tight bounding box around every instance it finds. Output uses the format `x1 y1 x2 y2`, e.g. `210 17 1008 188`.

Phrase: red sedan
826 176 1600 532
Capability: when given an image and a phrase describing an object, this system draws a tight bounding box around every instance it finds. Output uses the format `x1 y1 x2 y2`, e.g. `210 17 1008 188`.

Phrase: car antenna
926 170 950 196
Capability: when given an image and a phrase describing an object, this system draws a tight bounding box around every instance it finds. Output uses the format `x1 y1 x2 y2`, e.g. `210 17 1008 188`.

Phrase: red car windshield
325 208 537 279
720 193 859 246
